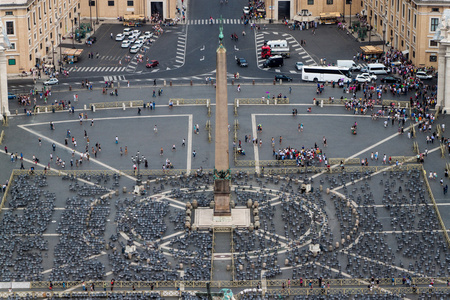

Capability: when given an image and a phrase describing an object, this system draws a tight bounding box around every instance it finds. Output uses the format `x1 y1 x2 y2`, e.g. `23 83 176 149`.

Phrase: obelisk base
214 193 232 216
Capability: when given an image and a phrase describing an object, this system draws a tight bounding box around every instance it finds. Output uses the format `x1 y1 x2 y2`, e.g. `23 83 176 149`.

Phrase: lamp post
131 151 144 185
51 41 55 72
349 0 352 31
368 16 372 44
71 19 75 49
78 12 81 31
89 0 92 30
390 36 393 50
96 0 99 24
382 29 386 53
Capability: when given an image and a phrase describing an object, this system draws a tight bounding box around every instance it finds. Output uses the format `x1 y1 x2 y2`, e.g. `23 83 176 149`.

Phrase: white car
44 78 59 85
243 6 250 14
355 73 377 82
416 71 432 80
121 40 132 48
115 33 125 41
132 30 141 37
138 36 146 42
143 31 153 39
129 44 141 54
295 62 304 71
134 40 144 46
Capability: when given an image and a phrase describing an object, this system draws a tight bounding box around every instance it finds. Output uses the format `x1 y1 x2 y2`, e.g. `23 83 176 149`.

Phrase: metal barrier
2 114 8 126
89 100 143 109
329 158 360 165
381 99 410 108
170 98 209 105
413 141 419 155
235 98 289 105
422 168 450 248
0 130 4 145
441 144 446 158
0 170 14 210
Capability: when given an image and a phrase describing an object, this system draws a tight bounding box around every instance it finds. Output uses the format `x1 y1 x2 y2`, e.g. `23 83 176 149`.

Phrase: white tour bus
302 66 352 82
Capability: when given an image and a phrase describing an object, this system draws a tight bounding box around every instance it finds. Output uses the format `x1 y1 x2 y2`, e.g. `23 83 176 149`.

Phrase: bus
301 66 352 83
319 12 341 24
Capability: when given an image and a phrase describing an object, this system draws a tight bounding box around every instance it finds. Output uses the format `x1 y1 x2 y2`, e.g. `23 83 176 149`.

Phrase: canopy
319 12 340 19
293 15 317 22
63 49 83 56
360 45 383 54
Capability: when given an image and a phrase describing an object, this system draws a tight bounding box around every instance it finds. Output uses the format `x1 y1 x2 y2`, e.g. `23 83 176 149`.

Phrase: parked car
143 31 153 39
138 36 146 42
416 71 432 80
129 44 141 54
295 62 304 71
8 92 16 99
380 76 401 83
355 73 377 83
44 78 59 85
121 40 132 48
127 35 136 42
146 60 159 68
236 58 248 67
115 33 125 41
275 74 292 82
134 40 144 47
132 30 141 37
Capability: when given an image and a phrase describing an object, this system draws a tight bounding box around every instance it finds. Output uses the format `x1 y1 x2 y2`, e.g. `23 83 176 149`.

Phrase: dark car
381 76 401 83
8 92 16 99
146 60 159 68
275 74 292 82
236 58 248 67
86 36 97 44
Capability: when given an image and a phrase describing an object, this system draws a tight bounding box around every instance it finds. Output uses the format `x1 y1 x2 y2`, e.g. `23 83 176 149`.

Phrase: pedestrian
154 79 157 86
103 282 106 291
182 138 186 146
160 147 164 155
279 136 282 144
96 52 99 59
193 150 196 157
444 185 448 195
127 81 130 87
4 146 7 154
323 136 327 147
39 137 42 146
115 136 119 144
154 125 158 134
110 32 113 39
111 279 115 291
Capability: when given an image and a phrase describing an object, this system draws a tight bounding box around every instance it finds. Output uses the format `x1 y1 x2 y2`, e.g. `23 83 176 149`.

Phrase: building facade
364 0 450 68
79 0 177 22
267 0 363 23
0 0 81 75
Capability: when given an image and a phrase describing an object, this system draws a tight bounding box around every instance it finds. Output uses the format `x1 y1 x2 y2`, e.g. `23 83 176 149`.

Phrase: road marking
187 114 193 174
251 114 260 173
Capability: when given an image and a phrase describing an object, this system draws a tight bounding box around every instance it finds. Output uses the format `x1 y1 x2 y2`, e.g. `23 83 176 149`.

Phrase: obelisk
213 19 231 217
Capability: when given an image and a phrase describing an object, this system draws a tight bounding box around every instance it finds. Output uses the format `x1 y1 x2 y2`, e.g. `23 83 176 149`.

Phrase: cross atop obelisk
213 16 231 217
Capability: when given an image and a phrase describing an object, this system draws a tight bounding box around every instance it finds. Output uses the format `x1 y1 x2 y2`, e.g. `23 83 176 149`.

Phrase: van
367 63 390 75
263 55 283 68
123 28 132 36
337 60 360 71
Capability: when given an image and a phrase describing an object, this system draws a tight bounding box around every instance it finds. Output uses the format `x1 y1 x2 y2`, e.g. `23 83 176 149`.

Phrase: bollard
37 108 40 113
177 100 179 106
93 105 96 112
130 102 133 108
275 99 277 105
236 99 239 108
45 107 48 113
252 80 255 85
232 80 234 85
190 80 193 86
122 103 126 110
279 79 282 85
117 81 120 88
207 99 210 107
267 100 269 105
111 83 114 88
170 81 172 86
15 109 18 115
320 100 323 108
164 80 166 86
84 104 87 110
273 80 276 85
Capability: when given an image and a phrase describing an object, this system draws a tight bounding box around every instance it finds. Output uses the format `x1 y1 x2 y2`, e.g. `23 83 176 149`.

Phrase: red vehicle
261 45 271 59
146 60 159 68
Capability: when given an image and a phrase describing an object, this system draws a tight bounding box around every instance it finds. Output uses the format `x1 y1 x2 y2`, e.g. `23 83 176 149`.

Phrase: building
267 0 363 24
0 0 80 75
364 0 450 68
79 0 177 23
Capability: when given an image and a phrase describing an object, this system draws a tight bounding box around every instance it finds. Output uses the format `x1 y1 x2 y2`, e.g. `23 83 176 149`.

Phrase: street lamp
51 41 55 72
78 12 81 31
390 36 393 50
131 151 144 185
96 0 99 24
89 0 92 30
368 16 372 44
382 29 386 53
349 1 352 32
71 19 75 49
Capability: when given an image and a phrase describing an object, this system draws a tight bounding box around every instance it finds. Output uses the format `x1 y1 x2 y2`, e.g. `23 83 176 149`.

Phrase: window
5 11 13 16
327 0 333 4
127 0 134 5
39 7 41 19
408 9 410 22
9 43 15 50
49 0 51 9
401 25 404 32
89 0 95 6
396 0 399 12
412 51 415 58
346 0 352 4
28 17 30 30
413 35 416 44
430 55 437 62
8 59 15 65
430 40 438 47
44 2 46 14
33 12 36 25
432 8 439 12
430 18 439 31
308 0 314 4
6 21 14 35
413 14 416 28
402 4 405 18
108 1 115 6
